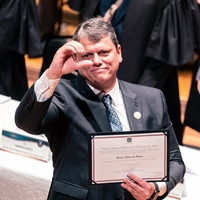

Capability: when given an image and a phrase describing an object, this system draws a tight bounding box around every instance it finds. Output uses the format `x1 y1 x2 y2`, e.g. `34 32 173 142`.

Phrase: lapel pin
133 112 141 119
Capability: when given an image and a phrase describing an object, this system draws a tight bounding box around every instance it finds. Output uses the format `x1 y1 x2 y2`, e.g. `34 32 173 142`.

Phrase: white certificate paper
89 130 169 184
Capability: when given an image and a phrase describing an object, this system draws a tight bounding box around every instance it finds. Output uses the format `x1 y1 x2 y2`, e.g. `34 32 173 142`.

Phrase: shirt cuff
157 182 167 196
34 71 60 102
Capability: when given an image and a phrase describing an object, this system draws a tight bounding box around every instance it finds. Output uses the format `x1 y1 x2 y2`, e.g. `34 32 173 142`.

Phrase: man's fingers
127 174 145 186
75 60 93 69
61 41 85 54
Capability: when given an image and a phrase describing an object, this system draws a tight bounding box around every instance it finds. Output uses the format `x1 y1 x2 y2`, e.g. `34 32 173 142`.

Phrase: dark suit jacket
15 75 185 200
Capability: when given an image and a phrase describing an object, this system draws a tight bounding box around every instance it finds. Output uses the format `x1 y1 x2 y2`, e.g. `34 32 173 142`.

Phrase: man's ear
117 45 123 63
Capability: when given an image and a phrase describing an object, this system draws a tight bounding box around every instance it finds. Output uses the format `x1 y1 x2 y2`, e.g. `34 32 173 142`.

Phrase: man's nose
93 53 102 65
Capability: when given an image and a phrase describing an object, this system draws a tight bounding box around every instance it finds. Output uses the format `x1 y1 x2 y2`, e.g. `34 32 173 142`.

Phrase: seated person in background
15 18 185 200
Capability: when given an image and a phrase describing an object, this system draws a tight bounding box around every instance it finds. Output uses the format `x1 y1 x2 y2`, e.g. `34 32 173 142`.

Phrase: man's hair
72 18 119 48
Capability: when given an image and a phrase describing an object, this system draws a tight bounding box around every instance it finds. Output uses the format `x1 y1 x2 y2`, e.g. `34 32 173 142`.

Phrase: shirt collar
88 79 121 106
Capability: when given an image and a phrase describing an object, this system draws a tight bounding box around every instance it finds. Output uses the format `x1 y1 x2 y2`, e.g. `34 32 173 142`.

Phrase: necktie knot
102 94 112 107
102 94 122 132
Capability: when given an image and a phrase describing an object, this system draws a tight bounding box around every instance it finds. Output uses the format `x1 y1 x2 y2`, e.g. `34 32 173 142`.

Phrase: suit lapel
86 99 112 132
74 76 143 132
119 81 143 131
74 75 111 132
123 95 143 131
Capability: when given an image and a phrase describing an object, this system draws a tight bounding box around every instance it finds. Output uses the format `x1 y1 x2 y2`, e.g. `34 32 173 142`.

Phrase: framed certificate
88 130 169 184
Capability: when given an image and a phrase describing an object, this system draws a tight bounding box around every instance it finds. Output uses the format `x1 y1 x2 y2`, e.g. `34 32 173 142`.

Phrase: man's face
77 36 122 93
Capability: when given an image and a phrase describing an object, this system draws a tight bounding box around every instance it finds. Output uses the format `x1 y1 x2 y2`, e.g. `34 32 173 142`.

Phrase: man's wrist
149 182 160 200
35 71 60 102
46 68 62 80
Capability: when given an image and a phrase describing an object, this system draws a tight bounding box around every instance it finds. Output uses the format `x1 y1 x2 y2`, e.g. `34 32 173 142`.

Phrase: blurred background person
0 0 42 100
183 56 200 135
183 1 200 137
68 0 200 145
37 0 58 44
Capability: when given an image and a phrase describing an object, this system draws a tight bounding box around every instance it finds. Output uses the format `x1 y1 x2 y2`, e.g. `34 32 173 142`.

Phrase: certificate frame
88 130 169 185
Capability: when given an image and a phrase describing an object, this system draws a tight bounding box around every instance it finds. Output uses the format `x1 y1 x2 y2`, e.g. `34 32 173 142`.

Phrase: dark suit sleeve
157 90 186 199
15 85 52 134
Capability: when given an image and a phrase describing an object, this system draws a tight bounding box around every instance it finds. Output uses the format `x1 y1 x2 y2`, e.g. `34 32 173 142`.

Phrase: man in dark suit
15 18 185 200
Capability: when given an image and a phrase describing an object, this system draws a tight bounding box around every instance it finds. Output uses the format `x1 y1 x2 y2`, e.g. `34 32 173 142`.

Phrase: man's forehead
79 35 111 43
79 36 115 48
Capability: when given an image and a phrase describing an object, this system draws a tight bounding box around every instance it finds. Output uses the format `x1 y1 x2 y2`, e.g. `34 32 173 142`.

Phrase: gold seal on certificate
88 130 169 184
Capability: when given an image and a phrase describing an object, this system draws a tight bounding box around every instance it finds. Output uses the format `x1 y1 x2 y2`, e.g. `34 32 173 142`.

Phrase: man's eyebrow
82 51 92 54
80 52 93 56
81 47 111 54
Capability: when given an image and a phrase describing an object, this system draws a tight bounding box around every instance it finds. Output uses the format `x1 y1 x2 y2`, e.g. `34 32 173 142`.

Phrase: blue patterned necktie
102 94 123 132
